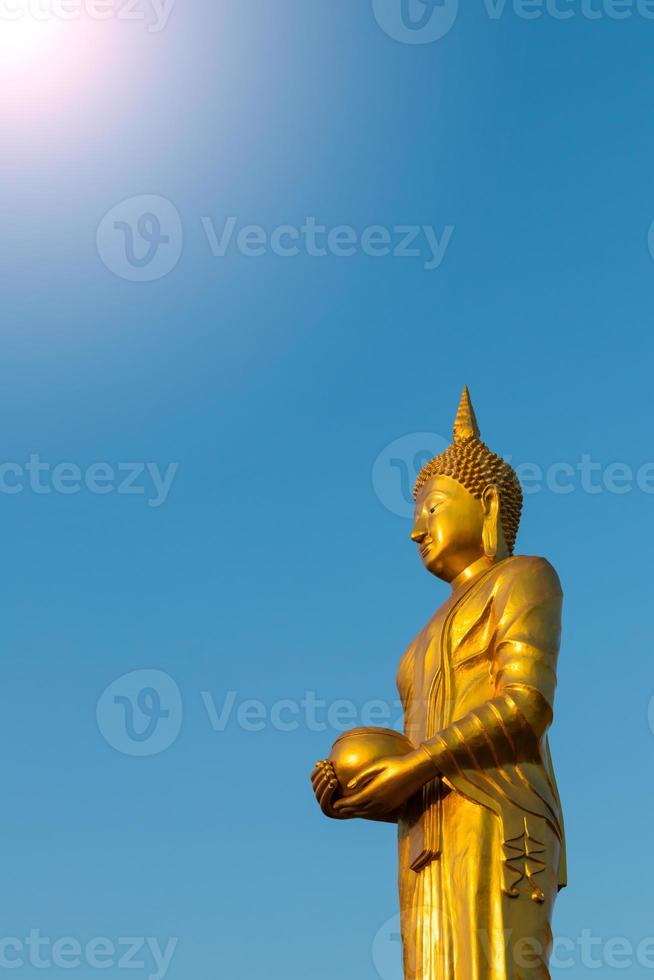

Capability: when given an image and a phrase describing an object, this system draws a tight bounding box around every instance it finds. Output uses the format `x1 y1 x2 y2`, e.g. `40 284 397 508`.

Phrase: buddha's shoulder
492 554 562 598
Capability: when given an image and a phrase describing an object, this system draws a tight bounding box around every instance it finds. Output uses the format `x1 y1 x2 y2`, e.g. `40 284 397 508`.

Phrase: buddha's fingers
312 771 331 802
313 760 336 785
311 761 332 789
318 777 339 814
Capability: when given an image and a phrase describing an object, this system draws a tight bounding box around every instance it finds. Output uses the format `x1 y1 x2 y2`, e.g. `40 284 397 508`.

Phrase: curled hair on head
413 387 523 555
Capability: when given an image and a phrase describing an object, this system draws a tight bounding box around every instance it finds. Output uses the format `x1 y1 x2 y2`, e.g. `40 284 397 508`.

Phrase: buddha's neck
451 555 496 594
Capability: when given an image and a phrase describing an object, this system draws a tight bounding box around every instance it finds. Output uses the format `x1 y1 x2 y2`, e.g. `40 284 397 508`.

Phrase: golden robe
397 555 565 980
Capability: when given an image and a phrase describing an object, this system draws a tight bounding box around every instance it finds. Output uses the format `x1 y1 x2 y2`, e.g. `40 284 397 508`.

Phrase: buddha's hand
310 760 353 820
333 749 435 819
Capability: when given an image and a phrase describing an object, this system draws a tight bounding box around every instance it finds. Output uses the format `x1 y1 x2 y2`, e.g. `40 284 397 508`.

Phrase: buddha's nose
411 525 427 544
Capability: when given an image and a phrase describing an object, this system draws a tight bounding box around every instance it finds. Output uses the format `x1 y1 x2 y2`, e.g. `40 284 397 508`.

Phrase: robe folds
396 555 566 980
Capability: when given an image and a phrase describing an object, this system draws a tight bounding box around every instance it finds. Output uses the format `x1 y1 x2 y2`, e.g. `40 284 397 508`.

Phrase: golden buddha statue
311 387 566 980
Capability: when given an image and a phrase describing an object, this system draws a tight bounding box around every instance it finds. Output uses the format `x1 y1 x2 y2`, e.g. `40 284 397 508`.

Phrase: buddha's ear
481 484 501 559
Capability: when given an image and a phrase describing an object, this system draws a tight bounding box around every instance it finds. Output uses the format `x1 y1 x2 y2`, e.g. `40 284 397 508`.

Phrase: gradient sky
3 1 654 977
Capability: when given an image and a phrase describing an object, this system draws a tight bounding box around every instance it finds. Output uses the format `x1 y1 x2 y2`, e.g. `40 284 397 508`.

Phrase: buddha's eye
429 505 439 515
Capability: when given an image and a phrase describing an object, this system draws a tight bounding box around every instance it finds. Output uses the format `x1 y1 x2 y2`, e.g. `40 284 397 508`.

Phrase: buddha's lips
420 542 432 558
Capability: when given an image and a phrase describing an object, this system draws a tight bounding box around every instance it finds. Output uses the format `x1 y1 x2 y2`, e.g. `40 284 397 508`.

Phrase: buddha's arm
421 587 562 773
333 567 563 820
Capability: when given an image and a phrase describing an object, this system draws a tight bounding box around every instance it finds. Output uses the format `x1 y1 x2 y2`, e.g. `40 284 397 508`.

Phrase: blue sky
2 1 654 977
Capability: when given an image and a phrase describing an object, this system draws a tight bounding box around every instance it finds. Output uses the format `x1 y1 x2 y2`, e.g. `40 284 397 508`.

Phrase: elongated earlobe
481 485 500 560
482 515 497 560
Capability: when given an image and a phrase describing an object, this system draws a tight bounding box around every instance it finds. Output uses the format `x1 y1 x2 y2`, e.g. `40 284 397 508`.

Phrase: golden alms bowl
329 726 415 797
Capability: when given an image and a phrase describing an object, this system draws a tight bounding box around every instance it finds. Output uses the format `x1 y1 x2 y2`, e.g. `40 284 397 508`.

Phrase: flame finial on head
453 385 480 444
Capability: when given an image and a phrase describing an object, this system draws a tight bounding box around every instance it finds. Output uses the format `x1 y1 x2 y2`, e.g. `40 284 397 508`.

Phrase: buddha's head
411 387 523 583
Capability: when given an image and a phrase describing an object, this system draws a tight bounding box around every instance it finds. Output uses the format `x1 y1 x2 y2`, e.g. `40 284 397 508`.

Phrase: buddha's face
411 474 487 583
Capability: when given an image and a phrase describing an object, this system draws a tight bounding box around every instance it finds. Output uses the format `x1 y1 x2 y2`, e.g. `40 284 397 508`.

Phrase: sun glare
0 16 64 69
0 14 105 118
